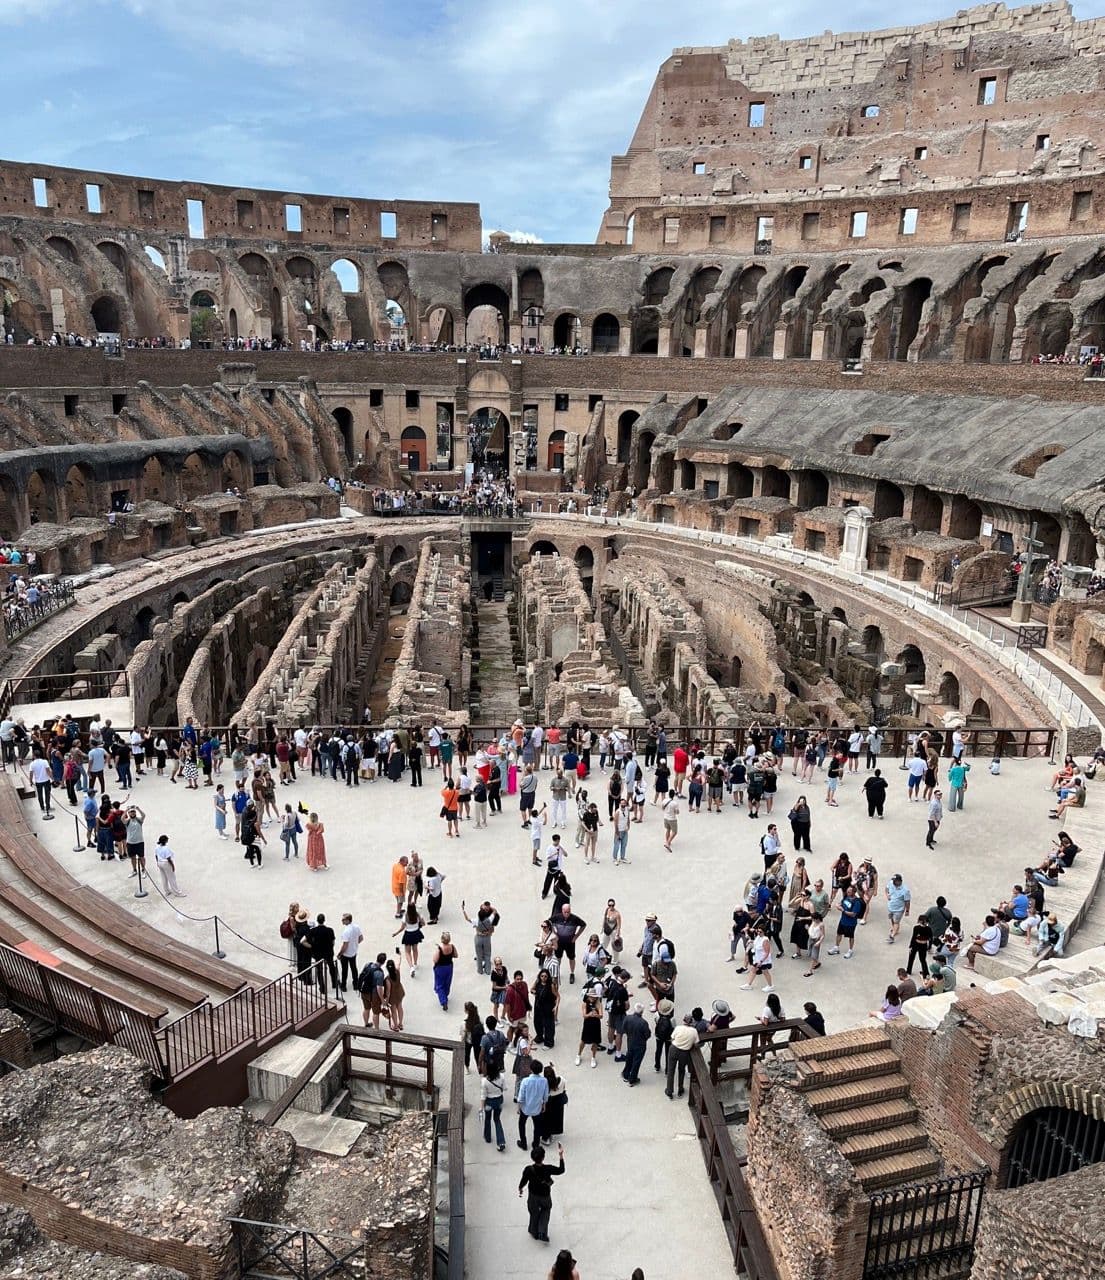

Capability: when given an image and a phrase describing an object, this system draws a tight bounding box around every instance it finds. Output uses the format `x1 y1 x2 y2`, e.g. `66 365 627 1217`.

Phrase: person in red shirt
503 970 531 1041
672 745 690 796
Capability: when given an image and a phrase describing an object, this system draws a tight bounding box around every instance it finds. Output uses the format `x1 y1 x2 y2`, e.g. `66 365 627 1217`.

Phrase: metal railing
155 961 329 1081
863 1169 989 1279
0 940 163 1070
685 1019 817 1280
256 1025 465 1280
2 581 76 642
2 668 130 707
231 1220 374 1280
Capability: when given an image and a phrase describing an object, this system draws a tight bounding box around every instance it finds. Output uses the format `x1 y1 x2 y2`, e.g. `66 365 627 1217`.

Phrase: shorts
490 990 505 1006
664 819 678 834
708 786 723 800
126 842 145 859
608 1011 626 1035
888 910 904 924
839 923 857 939
755 961 773 973
848 750 860 760
827 778 839 793
806 942 821 962
556 939 576 961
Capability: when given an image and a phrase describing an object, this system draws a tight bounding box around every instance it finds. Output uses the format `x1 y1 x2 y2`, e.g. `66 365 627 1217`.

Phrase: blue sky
3 0 1101 244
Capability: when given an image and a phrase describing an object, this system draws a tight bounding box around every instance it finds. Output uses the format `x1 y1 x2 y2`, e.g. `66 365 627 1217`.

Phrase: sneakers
763 985 774 993
590 1058 597 1069
739 982 753 990
844 950 853 959
828 945 840 955
574 1055 581 1066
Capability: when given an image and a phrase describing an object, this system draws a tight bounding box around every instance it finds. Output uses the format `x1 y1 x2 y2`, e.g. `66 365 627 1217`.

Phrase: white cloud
484 229 546 247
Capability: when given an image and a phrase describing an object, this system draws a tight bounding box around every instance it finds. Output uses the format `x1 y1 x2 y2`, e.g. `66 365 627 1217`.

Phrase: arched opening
911 484 943 533
131 606 158 646
464 283 509 346
1002 1107 1105 1189
644 268 674 305
617 410 640 464
873 480 905 521
286 256 316 283
389 545 409 569
330 258 360 293
830 607 848 624
862 625 885 664
729 655 742 687
858 278 886 305
635 431 656 490
679 460 697 492
631 309 659 354
400 425 427 472
90 296 121 334
843 312 866 359
221 451 246 491
332 407 355 461
546 429 566 471
240 252 271 278
896 645 926 685
947 497 982 541
270 288 283 341
574 546 594 573
761 466 790 500
737 265 766 306
553 313 582 351
624 214 634 246
783 264 808 300
190 290 215 308
427 305 455 345
1028 511 1062 559
227 308 239 340
390 581 412 606
27 470 59 524
937 671 961 708
142 455 165 501
0 475 20 535
181 452 210 501
969 697 991 724
728 462 754 499
46 236 78 262
98 241 126 271
896 277 932 359
519 268 544 313
686 267 721 325
591 313 620 354
530 540 560 558
1038 303 1073 357
795 470 829 509
654 452 674 494
468 408 510 472
64 464 95 518
144 245 167 273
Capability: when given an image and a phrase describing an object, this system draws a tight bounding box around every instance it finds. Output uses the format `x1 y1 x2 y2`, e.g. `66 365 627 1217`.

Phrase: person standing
541 834 567 896
611 799 631 865
463 899 501 975
621 1002 652 1085
907 916 934 978
124 805 146 879
947 760 969 812
432 931 458 1011
213 785 229 840
664 1014 699 1099
306 913 339 995
153 835 185 897
885 874 911 944
827 884 863 959
862 769 888 819
550 768 569 829
926 790 943 848
516 1057 549 1150
391 855 410 917
408 737 423 788
425 866 446 924
518 1143 565 1242
787 797 812 852
305 812 327 870
338 913 363 992
481 1067 507 1151
28 753 54 819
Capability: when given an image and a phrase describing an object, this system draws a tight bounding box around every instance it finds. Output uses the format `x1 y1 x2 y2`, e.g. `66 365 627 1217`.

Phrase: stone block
1036 991 1085 1024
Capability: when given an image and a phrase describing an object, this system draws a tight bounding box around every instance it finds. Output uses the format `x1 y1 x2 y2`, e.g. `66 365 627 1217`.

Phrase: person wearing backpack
280 803 300 859
357 953 389 1028
479 1015 508 1077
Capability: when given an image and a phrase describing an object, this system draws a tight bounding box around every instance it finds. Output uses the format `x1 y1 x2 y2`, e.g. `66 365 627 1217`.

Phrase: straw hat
657 999 675 1016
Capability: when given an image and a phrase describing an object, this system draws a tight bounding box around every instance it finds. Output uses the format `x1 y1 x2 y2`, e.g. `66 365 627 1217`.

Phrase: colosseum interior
1 4 1104 1279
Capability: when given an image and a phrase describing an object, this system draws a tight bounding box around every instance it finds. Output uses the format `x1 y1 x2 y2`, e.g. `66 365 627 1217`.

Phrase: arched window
1003 1107 1105 1189
331 259 360 293
144 246 167 272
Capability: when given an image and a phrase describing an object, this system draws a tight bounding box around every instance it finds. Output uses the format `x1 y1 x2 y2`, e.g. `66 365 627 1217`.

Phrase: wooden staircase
792 1026 941 1191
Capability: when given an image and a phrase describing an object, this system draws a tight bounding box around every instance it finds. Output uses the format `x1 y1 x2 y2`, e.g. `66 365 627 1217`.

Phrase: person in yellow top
391 854 409 918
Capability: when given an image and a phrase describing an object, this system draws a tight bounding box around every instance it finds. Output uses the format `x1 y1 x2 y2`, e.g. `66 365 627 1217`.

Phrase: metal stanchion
72 814 84 853
134 857 148 899
212 915 226 959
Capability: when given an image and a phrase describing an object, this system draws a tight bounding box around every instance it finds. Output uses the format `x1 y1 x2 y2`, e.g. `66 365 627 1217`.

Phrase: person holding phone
518 1142 566 1242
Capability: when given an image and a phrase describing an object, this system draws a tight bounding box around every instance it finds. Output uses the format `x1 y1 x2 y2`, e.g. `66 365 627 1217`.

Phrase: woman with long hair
432 931 458 1011
385 958 405 1030
574 992 603 1068
393 901 426 976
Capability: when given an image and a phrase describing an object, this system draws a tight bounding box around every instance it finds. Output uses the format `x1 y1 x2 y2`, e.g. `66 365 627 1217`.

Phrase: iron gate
862 1170 989 1280
1003 1106 1105 1189
230 1219 370 1279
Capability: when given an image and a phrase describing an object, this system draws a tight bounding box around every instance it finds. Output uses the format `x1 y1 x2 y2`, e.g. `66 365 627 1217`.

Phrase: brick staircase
792 1026 941 1191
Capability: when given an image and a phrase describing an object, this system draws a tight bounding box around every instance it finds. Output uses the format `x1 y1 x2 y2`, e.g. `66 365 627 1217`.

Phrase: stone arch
221 450 247 490
27 470 59 523
144 246 167 273
937 671 961 708
843 312 866 359
896 277 932 360
617 410 640 464
947 497 982 540
686 267 721 325
911 484 943 533
181 452 210 500
553 312 582 350
46 235 78 262
631 308 659 354
0 474 21 534
591 313 620 354
895 644 926 684
728 462 753 498
873 480 905 520
330 258 360 293
64 463 96 518
240 252 270 277
644 268 675 304
90 296 121 333
679 460 697 492
574 545 594 574
547 429 566 471
427 304 455 345
830 606 848 623
228 308 239 340
389 545 409 568
142 455 166 501
285 256 316 281
635 431 657 490
130 605 158 646
795 469 829 509
991 1082 1105 1163
1000 1104 1105 1189
463 282 509 346
862 625 885 664
518 268 544 312
390 580 412 606
332 407 355 461
761 465 790 499
530 540 560 558
782 264 808 299
401 425 427 471
190 290 216 309
969 697 992 724
737 265 766 305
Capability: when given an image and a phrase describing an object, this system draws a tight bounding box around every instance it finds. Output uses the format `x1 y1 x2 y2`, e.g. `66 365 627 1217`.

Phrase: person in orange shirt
441 778 461 838
391 855 409 918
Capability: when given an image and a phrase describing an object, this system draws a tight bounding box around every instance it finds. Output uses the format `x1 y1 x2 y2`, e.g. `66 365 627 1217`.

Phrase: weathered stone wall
0 1008 33 1069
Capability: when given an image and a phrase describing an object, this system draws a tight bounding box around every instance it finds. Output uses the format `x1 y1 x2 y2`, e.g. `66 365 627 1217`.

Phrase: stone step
796 1047 902 1089
804 1073 912 1115
790 1025 889 1063
856 1148 941 1191
821 1097 919 1137
838 1122 930 1163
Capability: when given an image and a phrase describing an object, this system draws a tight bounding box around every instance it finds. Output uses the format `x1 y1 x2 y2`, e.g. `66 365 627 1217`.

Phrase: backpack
660 937 676 960
279 918 293 939
480 1030 507 1078
356 963 386 996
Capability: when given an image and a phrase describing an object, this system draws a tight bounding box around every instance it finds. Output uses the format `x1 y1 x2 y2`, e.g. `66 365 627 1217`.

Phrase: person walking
393 903 426 976
425 866 446 924
926 790 943 848
280 803 300 859
432 931 458 1011
621 1003 652 1085
463 899 501 975
440 777 460 839
153 835 185 897
532 969 559 1048
947 759 969 812
28 753 54 819
886 874 911 944
575 991 603 1068
828 885 863 959
661 791 680 852
338 913 362 992
480 1067 507 1152
907 915 933 978
518 1143 565 1242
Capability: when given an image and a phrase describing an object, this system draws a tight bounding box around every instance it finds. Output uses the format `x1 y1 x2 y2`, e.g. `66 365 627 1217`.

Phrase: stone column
839 505 873 573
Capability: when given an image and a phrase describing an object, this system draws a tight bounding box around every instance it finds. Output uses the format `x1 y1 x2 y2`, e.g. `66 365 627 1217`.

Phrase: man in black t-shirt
306 913 338 995
518 1145 566 1241
547 905 586 984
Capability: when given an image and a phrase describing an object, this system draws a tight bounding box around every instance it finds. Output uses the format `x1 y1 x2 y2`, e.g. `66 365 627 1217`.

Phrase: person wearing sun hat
709 998 734 1031
637 911 660 988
